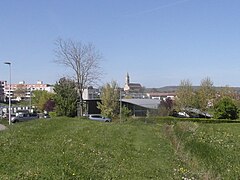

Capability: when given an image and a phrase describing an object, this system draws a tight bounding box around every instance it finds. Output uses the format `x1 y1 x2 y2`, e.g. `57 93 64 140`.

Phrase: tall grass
165 121 240 179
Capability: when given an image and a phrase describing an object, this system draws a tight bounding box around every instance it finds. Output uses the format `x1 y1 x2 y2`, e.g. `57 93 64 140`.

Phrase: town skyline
1 1 240 87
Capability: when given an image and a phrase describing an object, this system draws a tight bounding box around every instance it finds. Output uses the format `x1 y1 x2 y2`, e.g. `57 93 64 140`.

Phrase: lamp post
120 89 122 122
4 62 11 125
29 89 32 112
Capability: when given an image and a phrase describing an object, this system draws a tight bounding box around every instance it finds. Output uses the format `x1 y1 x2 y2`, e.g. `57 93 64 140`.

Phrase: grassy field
167 121 240 179
0 117 240 179
0 118 177 179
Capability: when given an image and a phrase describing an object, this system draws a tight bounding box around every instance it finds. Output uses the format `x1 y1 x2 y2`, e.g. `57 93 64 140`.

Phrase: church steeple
125 72 130 85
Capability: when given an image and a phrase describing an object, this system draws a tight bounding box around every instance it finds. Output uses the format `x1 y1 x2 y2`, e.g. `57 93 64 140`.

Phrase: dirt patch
0 124 7 131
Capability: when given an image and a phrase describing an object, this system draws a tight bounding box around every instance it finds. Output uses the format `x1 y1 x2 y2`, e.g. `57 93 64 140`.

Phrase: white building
3 80 54 101
146 92 176 100
82 86 100 100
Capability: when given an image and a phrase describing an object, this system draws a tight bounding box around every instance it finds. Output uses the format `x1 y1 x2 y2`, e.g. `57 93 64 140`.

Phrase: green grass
166 121 240 179
0 117 177 179
1 117 240 179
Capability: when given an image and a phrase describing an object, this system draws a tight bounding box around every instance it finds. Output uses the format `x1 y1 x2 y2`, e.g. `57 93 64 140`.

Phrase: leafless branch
54 38 103 116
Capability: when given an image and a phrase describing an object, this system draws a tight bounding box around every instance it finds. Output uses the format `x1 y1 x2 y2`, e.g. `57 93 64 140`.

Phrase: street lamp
4 62 11 125
120 89 122 122
29 89 32 112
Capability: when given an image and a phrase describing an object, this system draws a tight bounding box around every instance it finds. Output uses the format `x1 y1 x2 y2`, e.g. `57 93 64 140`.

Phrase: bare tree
54 38 102 116
176 79 195 110
197 77 215 112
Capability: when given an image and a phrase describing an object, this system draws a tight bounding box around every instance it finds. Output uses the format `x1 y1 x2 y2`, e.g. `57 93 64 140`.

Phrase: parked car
88 114 111 122
11 112 39 123
43 113 51 119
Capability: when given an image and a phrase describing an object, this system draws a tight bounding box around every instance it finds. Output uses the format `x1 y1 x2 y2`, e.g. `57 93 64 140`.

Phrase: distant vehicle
178 111 190 118
172 108 213 118
88 114 111 122
43 113 50 119
2 113 7 119
11 112 39 123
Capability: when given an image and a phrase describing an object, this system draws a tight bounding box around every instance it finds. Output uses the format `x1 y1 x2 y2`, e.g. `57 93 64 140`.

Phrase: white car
88 114 111 122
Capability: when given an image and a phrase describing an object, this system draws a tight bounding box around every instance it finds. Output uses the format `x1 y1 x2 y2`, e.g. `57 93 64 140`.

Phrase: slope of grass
2 117 240 179
0 117 177 179
166 121 240 179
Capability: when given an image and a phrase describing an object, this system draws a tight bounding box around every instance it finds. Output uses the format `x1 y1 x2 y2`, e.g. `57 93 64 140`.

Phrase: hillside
146 86 240 93
0 117 240 179
0 118 177 179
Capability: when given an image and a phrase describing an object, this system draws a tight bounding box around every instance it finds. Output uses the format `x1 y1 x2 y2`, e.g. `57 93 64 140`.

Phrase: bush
120 105 131 121
214 97 239 120
49 111 57 118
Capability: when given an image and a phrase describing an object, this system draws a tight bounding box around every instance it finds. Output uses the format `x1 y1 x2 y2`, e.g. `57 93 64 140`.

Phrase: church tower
125 72 130 85
124 72 142 94
124 72 130 92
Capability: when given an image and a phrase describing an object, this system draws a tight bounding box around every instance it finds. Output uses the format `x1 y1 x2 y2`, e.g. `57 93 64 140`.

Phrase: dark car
11 112 38 123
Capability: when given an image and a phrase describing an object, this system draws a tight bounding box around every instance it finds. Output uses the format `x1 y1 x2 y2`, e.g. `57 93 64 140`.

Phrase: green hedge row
131 116 240 124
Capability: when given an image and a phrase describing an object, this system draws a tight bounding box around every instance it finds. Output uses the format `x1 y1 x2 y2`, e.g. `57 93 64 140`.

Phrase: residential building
3 80 54 101
82 86 100 100
146 92 176 100
0 81 6 102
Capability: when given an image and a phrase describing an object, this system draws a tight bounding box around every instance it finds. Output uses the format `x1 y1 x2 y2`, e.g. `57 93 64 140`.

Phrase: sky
1 0 240 88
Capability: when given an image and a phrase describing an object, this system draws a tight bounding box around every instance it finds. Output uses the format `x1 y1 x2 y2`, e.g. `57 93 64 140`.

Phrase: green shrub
214 97 239 120
49 111 57 117
120 105 131 122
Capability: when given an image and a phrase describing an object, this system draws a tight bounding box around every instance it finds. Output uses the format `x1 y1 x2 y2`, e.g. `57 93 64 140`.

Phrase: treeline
174 77 239 120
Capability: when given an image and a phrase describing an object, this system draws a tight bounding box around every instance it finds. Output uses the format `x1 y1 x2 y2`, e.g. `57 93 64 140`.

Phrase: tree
54 38 102 116
158 97 174 116
44 99 55 112
54 77 78 117
196 77 215 114
14 84 27 100
176 79 195 110
120 105 132 121
214 97 239 120
97 81 120 119
32 90 54 112
217 86 236 100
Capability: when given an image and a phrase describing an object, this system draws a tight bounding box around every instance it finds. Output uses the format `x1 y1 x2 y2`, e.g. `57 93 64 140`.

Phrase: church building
124 73 142 93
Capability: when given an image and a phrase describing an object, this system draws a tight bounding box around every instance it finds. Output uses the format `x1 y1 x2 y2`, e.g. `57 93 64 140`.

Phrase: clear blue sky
1 0 240 88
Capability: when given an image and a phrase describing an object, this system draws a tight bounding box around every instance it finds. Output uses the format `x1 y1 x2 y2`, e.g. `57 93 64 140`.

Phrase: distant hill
145 86 240 93
145 86 179 93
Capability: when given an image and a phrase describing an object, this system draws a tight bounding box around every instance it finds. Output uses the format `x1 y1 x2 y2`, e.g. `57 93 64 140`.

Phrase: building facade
0 81 6 102
3 80 54 101
82 86 100 100
146 92 176 100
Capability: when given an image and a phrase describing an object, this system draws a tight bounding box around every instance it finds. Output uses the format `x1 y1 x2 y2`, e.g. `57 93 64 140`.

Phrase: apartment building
0 81 6 102
82 86 100 100
3 80 54 101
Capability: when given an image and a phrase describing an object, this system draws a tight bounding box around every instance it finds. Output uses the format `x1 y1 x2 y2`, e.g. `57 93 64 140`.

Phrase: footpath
0 124 7 131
